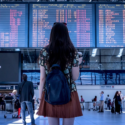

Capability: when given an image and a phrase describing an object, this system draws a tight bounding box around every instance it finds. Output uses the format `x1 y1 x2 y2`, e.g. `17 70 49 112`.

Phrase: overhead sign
100 85 115 89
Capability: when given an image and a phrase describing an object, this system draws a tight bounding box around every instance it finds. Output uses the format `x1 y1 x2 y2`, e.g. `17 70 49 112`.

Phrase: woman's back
39 47 79 92
38 23 82 125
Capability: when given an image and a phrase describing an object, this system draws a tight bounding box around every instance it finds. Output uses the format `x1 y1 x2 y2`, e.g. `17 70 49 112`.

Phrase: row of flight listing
0 3 125 47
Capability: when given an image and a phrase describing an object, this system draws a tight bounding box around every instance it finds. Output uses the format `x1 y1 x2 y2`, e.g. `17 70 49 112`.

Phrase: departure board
0 4 28 47
29 4 95 47
96 4 125 47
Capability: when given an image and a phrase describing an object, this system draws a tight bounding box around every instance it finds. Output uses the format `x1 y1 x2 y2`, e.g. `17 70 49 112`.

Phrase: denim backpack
44 64 71 105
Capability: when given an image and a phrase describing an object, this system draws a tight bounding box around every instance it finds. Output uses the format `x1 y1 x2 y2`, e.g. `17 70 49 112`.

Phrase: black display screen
0 52 21 83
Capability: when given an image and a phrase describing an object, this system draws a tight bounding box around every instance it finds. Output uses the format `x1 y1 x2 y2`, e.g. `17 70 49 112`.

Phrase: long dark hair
46 23 76 70
114 91 118 99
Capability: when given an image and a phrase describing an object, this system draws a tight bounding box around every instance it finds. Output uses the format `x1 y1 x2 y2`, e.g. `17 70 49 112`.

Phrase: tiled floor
0 110 125 125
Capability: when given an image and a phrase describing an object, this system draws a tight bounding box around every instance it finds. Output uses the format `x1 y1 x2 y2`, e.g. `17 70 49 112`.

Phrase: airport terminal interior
0 0 125 125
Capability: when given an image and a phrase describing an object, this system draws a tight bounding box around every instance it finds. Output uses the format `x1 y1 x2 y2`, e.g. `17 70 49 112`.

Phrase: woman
12 90 17 100
0 93 5 111
92 96 97 110
12 90 21 118
80 96 84 110
114 91 121 114
93 96 97 102
81 96 84 102
37 22 83 125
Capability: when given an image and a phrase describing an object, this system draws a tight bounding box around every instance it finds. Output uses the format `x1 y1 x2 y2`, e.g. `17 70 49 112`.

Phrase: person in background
93 96 97 102
111 99 115 113
105 95 109 109
0 93 5 110
108 99 111 110
12 90 21 118
114 91 121 114
15 95 21 118
12 90 19 118
92 96 97 111
33 95 36 112
18 74 35 125
12 90 17 100
80 96 84 110
99 91 104 112
81 96 84 103
120 91 123 113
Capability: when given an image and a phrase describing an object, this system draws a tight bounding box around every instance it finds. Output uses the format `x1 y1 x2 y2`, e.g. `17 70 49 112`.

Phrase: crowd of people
105 91 125 114
0 92 15 111
80 90 125 114
0 90 21 118
0 74 36 124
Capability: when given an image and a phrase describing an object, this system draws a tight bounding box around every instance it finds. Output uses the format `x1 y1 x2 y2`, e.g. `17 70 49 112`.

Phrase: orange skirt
37 91 83 118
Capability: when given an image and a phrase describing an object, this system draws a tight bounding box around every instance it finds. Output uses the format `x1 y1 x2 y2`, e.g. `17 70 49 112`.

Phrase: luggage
15 99 20 109
111 107 115 113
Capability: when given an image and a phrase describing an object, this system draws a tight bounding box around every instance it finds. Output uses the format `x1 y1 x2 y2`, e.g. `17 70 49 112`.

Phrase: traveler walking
12 90 21 118
80 96 84 110
81 96 84 103
99 91 104 112
105 95 109 109
0 93 5 110
114 91 121 114
12 90 17 100
92 96 97 102
37 22 83 125
92 96 97 111
18 74 35 125
120 91 123 113
108 99 111 110
111 99 115 113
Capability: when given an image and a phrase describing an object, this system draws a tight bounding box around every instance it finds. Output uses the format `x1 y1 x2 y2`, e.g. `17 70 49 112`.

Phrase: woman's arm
72 66 79 81
72 57 82 81
39 65 46 100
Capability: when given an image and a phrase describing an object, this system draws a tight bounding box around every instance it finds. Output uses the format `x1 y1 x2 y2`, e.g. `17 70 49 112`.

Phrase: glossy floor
0 110 125 125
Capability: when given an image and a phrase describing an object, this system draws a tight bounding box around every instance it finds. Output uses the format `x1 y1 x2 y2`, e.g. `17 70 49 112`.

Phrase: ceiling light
117 48 123 57
92 48 97 57
15 48 20 51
